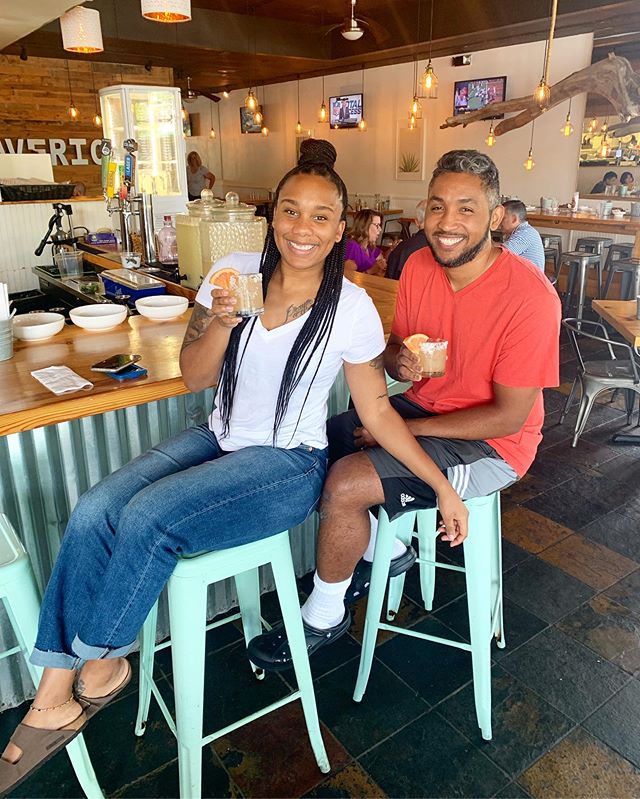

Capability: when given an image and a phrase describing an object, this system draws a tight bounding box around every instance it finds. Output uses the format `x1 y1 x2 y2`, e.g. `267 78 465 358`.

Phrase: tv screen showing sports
453 76 506 117
329 94 363 129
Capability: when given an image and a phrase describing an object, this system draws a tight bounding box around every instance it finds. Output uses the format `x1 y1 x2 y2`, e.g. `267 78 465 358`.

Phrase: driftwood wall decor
440 54 640 139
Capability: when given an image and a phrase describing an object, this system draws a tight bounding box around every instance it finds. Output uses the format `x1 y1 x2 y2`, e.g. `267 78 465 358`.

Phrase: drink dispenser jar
176 190 267 289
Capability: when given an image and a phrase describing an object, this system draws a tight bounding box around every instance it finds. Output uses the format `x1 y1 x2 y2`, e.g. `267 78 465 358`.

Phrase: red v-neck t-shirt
392 246 561 476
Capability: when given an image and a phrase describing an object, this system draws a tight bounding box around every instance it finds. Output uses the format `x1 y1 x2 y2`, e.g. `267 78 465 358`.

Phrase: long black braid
217 153 349 443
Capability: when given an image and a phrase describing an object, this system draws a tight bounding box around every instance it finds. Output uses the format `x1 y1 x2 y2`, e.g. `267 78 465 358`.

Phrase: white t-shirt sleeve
342 290 386 365
195 251 262 308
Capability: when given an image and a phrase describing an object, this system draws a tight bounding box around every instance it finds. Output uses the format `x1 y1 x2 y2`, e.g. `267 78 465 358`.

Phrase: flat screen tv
329 94 363 129
453 76 506 118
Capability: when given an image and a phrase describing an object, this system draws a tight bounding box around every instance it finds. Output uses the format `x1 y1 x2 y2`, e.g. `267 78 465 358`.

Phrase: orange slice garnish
209 267 240 288
403 333 430 353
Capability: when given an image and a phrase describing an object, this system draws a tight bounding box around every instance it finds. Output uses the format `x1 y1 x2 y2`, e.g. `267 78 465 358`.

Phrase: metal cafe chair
560 318 640 447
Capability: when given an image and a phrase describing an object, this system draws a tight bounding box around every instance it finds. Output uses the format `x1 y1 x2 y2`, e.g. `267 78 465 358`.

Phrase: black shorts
326 395 518 521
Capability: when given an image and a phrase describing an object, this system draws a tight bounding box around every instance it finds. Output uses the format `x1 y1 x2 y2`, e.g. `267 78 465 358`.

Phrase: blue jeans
31 424 327 669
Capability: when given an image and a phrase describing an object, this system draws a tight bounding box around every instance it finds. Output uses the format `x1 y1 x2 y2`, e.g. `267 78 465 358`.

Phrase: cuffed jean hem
30 648 82 671
71 634 137 662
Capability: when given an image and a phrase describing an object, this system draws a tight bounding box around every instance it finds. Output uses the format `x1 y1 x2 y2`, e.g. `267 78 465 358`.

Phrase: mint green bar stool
134 530 330 799
354 492 505 741
0 513 103 798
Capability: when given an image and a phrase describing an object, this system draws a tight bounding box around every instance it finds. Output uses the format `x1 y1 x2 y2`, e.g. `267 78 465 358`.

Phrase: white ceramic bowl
13 312 66 341
69 304 128 331
135 295 189 320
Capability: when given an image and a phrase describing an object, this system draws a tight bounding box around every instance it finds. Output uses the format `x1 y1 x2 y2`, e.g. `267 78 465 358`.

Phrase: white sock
362 511 407 562
301 572 351 629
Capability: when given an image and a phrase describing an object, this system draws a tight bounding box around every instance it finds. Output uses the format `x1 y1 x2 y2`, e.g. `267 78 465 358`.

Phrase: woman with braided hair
0 142 467 793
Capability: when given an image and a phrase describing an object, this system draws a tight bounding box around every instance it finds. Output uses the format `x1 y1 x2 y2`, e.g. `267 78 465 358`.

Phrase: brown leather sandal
75 659 132 721
0 710 87 797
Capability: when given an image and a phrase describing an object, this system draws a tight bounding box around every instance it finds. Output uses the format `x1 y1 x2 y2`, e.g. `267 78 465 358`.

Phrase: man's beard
425 225 491 268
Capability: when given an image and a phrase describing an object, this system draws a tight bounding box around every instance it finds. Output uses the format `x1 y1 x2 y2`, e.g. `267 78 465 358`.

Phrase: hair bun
298 139 337 169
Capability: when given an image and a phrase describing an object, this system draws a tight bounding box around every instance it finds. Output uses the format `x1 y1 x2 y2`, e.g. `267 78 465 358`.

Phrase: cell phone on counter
90 354 141 373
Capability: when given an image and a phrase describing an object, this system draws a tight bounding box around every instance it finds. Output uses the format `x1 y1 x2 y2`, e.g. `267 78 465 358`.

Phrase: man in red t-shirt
248 150 561 669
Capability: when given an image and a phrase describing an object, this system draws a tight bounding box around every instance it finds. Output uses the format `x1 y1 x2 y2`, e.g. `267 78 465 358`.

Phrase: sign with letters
0 138 103 166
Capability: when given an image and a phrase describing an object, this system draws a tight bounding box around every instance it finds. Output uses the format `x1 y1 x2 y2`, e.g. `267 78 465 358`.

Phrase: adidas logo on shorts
400 493 415 507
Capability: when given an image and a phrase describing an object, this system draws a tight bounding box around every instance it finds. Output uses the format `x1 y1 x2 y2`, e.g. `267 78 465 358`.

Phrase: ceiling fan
325 0 389 44
180 76 221 103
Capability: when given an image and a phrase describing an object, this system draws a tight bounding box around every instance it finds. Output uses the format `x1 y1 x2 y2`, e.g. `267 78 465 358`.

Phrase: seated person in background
248 149 561 670
500 199 546 272
386 199 428 280
590 170 618 194
620 171 636 193
187 150 216 201
72 181 86 197
345 208 387 275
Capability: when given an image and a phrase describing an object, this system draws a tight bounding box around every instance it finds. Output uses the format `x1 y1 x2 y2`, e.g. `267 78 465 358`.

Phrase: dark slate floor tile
111 751 236 798
501 506 573 555
433 596 547 662
314 658 428 758
501 540 532 573
503 557 595 624
518 726 640 799
438 666 573 778
494 782 531 798
302 762 386 798
581 418 640 451
375 616 473 706
528 438 617 486
538 533 638 591
213 702 351 799
360 711 509 799
501 473 549 504
557 594 640 675
581 509 640 561
543 388 571 415
522 480 609 531
401 552 467 611
606 570 640 616
583 680 640 769
500 627 629 723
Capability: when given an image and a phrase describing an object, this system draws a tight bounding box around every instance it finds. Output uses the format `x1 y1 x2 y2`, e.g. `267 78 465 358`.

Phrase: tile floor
4 331 640 798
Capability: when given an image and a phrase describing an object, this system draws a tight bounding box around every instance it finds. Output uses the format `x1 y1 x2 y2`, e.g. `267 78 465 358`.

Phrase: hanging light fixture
254 82 265 125
561 99 574 137
209 100 216 138
486 122 496 147
141 0 191 23
60 6 104 53
318 75 328 123
409 60 422 119
588 117 597 132
244 89 257 111
420 0 438 99
601 118 609 134
358 67 367 131
408 111 417 130
533 0 557 110
599 138 609 158
90 65 102 127
524 122 536 171
65 60 79 121
222 90 230 99
295 76 302 133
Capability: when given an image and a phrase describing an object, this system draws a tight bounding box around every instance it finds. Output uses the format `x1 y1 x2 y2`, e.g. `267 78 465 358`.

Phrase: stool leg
135 601 159 736
234 568 265 679
489 494 506 650
463 504 493 741
5 569 104 799
417 509 438 611
575 262 588 320
271 537 330 774
353 511 396 703
564 264 576 310
168 575 208 799
385 511 416 620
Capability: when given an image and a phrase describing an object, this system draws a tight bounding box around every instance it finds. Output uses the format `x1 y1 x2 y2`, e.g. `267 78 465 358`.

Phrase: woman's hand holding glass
210 288 242 329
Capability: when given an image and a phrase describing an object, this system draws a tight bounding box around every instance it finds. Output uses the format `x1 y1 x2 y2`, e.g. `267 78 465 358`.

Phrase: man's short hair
502 199 527 222
430 150 500 210
415 199 428 226
604 171 618 182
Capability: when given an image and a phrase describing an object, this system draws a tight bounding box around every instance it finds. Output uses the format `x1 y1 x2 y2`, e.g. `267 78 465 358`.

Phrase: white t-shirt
195 252 385 450
187 165 209 197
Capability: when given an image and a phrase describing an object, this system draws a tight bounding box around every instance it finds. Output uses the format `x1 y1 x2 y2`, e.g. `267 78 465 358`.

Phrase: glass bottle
156 215 178 264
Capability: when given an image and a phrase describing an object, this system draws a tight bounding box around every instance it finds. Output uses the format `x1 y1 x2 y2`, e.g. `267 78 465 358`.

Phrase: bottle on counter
156 215 178 264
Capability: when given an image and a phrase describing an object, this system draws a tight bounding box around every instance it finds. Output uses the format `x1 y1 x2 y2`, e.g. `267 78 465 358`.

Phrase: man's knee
321 452 383 511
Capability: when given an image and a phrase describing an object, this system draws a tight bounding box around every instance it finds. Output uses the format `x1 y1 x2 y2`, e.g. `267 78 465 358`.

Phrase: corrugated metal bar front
0 373 349 709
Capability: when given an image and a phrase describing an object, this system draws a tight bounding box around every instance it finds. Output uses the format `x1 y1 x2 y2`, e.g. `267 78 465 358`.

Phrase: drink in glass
418 339 448 377
228 273 264 317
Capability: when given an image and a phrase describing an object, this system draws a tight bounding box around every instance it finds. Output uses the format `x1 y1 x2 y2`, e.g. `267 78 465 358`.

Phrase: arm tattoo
368 354 384 370
284 299 313 323
181 303 215 353
376 393 387 400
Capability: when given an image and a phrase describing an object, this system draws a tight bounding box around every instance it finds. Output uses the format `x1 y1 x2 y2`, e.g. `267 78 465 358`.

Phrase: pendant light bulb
486 123 496 147
209 127 216 138
253 109 263 125
358 118 367 131
601 121 608 133
318 102 327 123
421 62 438 97
93 112 102 127
296 120 302 134
222 90 230 99
69 103 79 120
141 0 191 23
588 117 597 132
561 113 574 137
533 79 551 110
524 148 535 171
244 90 257 111
261 125 269 136
599 141 609 158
